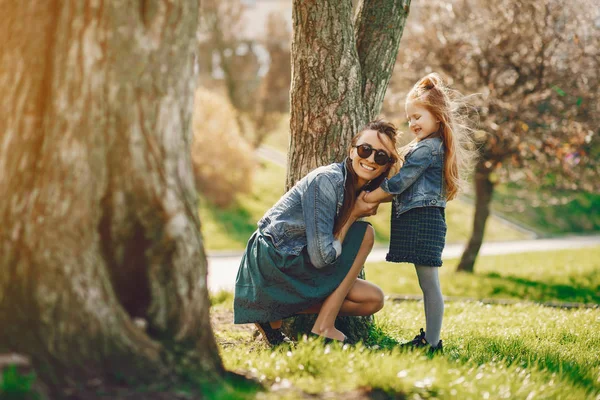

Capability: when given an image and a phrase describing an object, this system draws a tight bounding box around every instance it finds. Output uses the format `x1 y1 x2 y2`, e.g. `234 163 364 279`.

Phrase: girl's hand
353 192 379 218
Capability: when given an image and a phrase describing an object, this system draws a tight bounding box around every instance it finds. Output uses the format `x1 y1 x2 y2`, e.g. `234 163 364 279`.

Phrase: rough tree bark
0 0 222 393
456 159 495 272
283 0 410 343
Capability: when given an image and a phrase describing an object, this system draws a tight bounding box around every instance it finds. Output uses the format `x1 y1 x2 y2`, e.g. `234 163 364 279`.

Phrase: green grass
492 184 600 236
367 246 600 304
211 247 600 399
199 160 529 251
198 160 287 251
0 365 37 400
214 302 600 399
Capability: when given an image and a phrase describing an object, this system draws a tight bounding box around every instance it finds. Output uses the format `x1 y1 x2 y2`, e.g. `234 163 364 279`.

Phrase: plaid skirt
386 206 447 267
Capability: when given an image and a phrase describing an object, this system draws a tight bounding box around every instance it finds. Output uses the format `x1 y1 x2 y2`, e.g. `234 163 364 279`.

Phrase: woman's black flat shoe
254 322 293 346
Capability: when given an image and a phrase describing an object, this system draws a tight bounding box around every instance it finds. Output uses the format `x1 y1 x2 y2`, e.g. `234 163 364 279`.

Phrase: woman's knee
369 285 385 313
361 224 375 250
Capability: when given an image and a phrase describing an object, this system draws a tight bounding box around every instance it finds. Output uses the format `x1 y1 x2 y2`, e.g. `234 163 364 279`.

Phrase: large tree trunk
0 0 222 393
456 160 495 272
284 0 410 342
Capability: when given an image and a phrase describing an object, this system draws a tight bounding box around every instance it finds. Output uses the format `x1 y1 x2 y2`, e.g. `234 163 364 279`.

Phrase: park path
207 234 600 292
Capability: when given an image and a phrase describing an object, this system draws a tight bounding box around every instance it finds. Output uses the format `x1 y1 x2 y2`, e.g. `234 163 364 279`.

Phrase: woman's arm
334 192 378 243
301 178 379 269
301 175 343 269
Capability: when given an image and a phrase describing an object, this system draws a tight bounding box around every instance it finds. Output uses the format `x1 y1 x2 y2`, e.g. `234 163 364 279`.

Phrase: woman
234 120 400 344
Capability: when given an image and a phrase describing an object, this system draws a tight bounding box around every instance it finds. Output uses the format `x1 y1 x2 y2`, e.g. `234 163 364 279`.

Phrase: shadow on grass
365 324 400 350
200 370 263 400
458 336 599 396
483 270 600 304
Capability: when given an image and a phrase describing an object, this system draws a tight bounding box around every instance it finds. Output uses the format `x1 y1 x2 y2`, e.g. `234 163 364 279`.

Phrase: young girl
363 73 475 352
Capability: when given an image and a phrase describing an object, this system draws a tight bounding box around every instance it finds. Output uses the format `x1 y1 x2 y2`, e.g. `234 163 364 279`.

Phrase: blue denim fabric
381 137 446 216
257 162 346 269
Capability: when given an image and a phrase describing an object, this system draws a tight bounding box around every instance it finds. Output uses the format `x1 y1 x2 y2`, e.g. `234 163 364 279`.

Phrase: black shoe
399 328 428 349
254 322 293 346
428 340 443 354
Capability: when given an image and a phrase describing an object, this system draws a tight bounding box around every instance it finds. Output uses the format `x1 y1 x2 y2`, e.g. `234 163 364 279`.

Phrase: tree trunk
284 0 410 342
286 0 366 188
0 0 222 393
456 160 495 272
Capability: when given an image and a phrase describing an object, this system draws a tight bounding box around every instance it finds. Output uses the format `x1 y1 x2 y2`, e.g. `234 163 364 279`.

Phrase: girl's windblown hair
406 73 477 200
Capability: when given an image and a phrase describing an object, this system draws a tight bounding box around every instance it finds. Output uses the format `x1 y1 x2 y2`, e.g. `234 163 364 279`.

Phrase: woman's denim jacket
257 162 347 269
381 137 446 216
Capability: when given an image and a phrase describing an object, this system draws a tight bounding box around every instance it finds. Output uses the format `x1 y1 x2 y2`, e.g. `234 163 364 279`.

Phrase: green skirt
233 221 369 324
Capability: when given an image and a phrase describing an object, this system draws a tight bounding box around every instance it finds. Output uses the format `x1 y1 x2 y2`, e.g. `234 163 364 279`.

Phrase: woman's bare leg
310 225 375 341
298 279 384 316
338 279 384 316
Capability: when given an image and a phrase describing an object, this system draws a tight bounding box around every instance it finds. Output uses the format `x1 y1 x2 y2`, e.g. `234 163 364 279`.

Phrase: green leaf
551 85 566 96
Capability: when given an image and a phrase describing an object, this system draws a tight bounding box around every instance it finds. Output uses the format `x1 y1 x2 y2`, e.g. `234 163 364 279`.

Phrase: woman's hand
353 191 380 218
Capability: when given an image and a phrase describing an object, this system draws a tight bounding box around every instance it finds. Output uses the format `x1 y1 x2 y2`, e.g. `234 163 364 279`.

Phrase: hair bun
420 73 444 90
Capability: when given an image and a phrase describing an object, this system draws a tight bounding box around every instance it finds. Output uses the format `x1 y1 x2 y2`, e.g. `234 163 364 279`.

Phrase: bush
192 88 255 208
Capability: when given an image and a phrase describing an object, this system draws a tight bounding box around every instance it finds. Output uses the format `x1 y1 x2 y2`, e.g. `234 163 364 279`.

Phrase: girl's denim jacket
257 162 346 269
381 137 446 216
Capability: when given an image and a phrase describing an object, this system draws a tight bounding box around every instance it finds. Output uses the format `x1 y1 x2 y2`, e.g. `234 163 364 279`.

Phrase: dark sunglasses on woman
354 144 394 166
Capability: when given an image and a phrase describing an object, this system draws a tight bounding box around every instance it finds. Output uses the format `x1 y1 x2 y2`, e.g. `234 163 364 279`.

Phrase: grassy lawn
209 247 600 399
367 246 600 305
491 185 600 236
199 161 529 251
211 301 599 400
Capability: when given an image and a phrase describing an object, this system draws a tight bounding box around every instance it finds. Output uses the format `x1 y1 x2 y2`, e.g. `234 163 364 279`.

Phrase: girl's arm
363 188 393 203
365 145 433 203
334 192 378 242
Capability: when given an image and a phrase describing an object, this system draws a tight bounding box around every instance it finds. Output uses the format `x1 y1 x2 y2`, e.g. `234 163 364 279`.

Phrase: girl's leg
415 265 444 345
310 225 375 341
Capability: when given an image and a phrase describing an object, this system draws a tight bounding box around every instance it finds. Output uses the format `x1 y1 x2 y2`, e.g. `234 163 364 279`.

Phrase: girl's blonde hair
403 73 476 200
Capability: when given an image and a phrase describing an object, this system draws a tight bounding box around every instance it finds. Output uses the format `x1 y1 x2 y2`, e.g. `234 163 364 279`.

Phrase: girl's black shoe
399 328 443 354
428 340 443 354
399 328 428 349
254 322 293 346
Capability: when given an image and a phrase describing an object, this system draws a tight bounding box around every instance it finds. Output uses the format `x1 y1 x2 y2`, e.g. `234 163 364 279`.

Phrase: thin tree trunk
284 0 410 343
457 160 495 272
0 0 222 392
355 0 411 120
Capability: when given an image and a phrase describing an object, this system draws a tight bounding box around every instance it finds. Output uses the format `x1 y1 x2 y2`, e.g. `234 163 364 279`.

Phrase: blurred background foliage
191 0 599 250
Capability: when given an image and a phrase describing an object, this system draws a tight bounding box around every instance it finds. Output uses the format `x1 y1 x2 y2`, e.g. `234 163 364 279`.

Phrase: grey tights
415 265 444 345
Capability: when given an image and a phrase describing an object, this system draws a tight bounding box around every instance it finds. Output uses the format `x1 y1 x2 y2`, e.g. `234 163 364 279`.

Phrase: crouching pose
234 120 400 345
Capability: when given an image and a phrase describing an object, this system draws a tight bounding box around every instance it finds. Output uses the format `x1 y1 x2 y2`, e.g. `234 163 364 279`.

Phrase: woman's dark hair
333 119 399 236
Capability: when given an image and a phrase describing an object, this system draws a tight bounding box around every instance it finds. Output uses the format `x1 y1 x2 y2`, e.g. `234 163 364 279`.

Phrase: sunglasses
354 143 394 166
